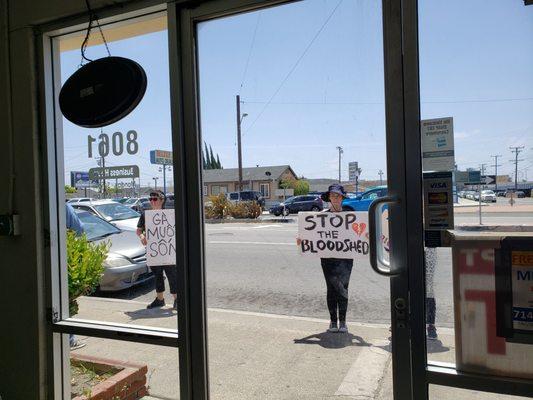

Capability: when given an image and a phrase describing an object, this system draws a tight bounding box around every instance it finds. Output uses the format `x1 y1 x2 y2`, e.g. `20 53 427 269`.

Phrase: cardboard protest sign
297 211 370 259
145 209 176 266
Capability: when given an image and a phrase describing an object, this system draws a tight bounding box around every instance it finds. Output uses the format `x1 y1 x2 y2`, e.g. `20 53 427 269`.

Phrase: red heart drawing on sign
352 222 367 236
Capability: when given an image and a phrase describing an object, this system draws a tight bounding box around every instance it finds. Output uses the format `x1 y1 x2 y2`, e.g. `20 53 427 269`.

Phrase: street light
159 165 172 194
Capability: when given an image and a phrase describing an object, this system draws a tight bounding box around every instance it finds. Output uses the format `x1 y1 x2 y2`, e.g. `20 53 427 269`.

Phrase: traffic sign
482 175 496 185
348 161 360 181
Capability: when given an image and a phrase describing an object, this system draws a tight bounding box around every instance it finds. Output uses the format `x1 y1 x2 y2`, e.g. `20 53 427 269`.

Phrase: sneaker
70 339 86 351
427 324 438 340
147 298 165 309
173 298 178 311
327 321 338 332
338 321 348 333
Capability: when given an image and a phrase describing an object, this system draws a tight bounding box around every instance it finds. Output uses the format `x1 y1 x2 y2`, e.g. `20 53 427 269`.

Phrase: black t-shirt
137 212 145 232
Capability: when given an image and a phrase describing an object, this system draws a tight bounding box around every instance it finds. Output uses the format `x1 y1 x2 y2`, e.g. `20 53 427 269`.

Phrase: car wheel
274 212 281 216
311 206 320 212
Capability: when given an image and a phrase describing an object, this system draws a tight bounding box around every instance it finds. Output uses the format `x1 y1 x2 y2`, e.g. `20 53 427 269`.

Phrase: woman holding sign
320 184 353 333
136 190 178 310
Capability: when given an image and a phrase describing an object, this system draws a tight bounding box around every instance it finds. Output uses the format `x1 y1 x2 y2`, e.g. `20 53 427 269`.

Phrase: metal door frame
171 0 416 398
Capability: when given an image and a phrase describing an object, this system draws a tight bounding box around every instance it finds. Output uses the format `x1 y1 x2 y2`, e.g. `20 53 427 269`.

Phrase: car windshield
123 198 137 205
77 212 121 241
482 190 495 194
94 203 140 221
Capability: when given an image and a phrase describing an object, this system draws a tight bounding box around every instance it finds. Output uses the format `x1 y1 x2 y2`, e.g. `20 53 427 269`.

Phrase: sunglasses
149 197 162 202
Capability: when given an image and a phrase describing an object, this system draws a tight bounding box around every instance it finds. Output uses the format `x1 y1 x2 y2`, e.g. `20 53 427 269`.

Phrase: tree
279 178 309 196
204 142 210 169
293 180 310 196
202 142 224 169
209 146 216 169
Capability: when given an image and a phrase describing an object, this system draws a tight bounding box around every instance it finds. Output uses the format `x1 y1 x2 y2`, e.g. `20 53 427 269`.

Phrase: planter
71 354 148 400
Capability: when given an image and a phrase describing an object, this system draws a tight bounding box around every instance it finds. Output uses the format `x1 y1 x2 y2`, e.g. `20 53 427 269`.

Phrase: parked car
464 191 477 200
71 200 141 231
480 190 497 203
342 186 388 211
165 193 175 209
112 197 130 204
67 197 94 203
76 210 152 291
504 189 526 198
458 191 466 198
269 195 323 216
124 197 151 213
496 191 506 197
226 191 266 208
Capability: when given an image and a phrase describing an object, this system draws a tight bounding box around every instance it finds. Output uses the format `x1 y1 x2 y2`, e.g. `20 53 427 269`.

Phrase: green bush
67 230 109 316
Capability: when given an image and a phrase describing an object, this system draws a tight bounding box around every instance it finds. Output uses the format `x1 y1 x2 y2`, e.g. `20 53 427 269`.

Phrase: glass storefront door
173 0 415 399
39 0 533 399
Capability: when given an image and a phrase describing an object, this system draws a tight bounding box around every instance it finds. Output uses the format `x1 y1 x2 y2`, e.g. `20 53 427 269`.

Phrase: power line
241 96 533 106
244 0 344 133
238 12 261 94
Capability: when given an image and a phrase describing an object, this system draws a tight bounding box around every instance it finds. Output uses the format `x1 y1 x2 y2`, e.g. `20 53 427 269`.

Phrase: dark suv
227 191 266 208
269 195 323 216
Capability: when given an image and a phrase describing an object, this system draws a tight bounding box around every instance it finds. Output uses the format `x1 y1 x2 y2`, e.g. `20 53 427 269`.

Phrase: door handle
368 195 399 276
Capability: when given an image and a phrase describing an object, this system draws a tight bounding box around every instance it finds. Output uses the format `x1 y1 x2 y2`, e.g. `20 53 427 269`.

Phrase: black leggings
151 265 178 294
321 258 353 322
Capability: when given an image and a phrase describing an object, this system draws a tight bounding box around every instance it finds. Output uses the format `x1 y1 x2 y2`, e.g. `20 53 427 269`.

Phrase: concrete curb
206 218 295 224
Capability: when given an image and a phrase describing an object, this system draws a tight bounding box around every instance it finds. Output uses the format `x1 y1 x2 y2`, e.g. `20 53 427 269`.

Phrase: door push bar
368 195 400 276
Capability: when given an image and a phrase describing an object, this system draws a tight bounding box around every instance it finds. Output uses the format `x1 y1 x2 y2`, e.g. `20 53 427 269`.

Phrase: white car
70 199 141 231
67 197 94 203
480 190 497 203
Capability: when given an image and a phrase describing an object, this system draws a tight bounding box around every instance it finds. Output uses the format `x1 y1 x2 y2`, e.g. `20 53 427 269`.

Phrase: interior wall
0 1 45 397
0 1 165 398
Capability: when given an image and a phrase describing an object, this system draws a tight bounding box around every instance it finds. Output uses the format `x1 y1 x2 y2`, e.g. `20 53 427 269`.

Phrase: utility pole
509 146 525 190
378 169 384 185
491 154 502 191
153 177 159 190
336 146 343 182
159 165 170 194
479 163 487 189
97 156 106 197
236 95 246 193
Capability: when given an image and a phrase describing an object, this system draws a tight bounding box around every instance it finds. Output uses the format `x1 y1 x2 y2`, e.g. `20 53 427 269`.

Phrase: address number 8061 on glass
87 130 139 158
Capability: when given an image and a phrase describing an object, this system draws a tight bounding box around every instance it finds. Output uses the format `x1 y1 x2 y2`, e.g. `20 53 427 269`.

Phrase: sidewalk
72 297 523 400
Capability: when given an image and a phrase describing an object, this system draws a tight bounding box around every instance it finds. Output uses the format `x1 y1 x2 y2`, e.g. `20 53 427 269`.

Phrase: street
99 207 533 328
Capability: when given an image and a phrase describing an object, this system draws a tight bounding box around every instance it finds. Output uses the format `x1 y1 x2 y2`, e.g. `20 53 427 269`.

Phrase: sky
60 0 533 188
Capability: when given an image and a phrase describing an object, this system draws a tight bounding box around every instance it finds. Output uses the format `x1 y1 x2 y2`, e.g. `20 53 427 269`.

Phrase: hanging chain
79 0 111 67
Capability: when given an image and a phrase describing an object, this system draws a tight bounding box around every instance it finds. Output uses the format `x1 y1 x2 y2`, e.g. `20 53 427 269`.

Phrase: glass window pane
67 335 179 399
52 13 179 331
419 0 533 377
197 0 391 398
429 385 531 400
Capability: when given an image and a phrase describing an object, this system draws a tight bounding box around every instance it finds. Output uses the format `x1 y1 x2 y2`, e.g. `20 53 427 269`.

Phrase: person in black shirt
320 184 353 333
137 190 178 310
